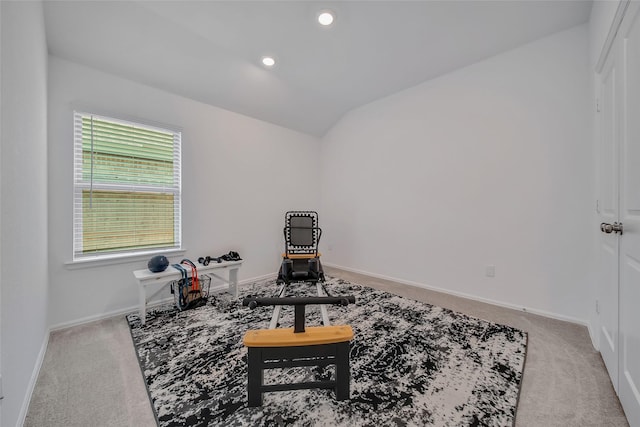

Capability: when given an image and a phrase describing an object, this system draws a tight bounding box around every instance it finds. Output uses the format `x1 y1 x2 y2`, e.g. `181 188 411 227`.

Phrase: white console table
133 260 243 325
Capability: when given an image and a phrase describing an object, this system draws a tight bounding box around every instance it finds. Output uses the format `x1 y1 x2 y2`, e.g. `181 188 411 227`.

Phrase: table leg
138 282 147 326
229 267 239 298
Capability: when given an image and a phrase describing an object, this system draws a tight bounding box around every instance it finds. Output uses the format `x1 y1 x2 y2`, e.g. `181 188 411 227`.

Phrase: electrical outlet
485 265 495 277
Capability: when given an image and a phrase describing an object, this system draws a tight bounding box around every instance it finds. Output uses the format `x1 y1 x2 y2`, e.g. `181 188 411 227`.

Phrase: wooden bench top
243 325 353 348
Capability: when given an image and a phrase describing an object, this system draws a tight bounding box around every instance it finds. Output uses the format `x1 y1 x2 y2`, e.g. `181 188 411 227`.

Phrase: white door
598 35 621 391
618 3 640 424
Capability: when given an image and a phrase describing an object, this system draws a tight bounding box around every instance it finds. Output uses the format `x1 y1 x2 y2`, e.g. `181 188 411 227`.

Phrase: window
73 112 181 260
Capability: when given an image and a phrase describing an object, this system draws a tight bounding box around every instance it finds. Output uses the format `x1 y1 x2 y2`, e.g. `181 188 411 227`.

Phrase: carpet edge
511 331 529 427
126 316 161 427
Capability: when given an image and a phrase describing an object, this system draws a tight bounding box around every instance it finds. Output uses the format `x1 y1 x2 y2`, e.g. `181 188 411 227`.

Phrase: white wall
1 1 3 420
320 25 593 323
0 2 50 426
48 57 320 327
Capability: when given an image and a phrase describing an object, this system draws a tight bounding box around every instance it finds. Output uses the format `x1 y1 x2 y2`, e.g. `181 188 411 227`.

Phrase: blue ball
148 255 169 273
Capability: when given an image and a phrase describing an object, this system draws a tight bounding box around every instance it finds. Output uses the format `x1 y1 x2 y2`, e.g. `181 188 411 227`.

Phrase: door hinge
596 98 601 113
596 300 600 314
596 199 600 213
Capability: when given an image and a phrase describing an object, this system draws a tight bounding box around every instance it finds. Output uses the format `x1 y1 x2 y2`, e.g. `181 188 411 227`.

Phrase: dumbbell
198 256 222 266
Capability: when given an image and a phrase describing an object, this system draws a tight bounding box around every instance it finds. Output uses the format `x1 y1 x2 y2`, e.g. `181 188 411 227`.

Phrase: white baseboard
324 262 590 328
239 272 277 285
17 329 50 427
49 303 154 332
49 272 278 332
587 319 600 351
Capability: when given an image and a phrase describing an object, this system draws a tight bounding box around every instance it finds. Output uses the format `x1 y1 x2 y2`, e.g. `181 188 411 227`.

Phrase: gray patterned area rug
127 277 527 426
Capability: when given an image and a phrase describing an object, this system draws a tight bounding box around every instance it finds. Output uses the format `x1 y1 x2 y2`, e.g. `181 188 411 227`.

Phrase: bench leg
138 283 147 326
247 348 263 407
229 267 239 298
246 342 351 405
335 342 350 400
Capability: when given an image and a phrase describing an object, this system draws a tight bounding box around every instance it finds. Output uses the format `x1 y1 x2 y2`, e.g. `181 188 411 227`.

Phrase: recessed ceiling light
318 10 335 26
261 56 275 68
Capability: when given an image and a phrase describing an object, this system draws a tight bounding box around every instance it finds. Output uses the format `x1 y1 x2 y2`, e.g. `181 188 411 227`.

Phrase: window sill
65 248 186 270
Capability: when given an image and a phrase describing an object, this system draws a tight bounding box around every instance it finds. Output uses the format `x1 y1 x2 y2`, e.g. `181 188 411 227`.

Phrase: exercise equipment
147 255 169 272
221 251 242 261
240 212 355 406
197 251 242 266
242 295 355 406
198 255 222 265
272 211 331 328
170 259 210 310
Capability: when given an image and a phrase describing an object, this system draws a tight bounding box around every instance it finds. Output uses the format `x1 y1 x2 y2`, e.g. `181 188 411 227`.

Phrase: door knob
612 222 624 235
600 222 623 235
601 222 614 233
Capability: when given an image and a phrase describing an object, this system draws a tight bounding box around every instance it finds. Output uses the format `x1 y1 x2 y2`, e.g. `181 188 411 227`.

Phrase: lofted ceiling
43 1 593 136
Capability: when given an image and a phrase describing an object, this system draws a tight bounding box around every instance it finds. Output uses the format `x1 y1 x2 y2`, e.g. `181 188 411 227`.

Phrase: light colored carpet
24 267 629 426
23 316 156 427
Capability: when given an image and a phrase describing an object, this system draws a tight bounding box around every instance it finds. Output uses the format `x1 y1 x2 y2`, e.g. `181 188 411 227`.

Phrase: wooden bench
243 325 354 407
133 260 242 325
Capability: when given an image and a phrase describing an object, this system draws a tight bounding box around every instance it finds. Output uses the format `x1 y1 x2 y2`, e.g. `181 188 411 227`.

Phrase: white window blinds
73 112 182 259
